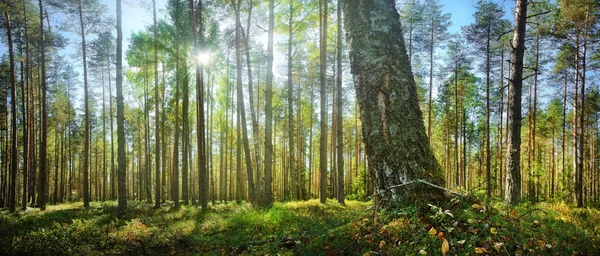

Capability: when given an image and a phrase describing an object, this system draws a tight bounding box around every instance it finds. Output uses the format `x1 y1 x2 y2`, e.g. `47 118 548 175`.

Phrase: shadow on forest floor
1 197 599 255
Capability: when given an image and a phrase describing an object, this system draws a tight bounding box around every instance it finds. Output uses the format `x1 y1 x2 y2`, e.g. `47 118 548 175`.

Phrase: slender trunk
117 0 128 212
38 0 48 211
240 0 261 199
287 0 297 201
319 0 328 204
336 0 344 205
78 0 91 208
4 9 18 213
427 16 434 143
485 24 491 198
234 0 254 202
262 0 275 206
173 0 181 208
152 0 161 209
19 0 29 210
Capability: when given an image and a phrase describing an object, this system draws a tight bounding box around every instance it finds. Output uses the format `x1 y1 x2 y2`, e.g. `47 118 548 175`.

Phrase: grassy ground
0 196 599 255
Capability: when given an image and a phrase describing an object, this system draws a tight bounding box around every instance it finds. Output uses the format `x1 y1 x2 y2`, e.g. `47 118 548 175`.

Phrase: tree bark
505 0 527 205
342 0 444 206
116 0 128 213
38 0 48 211
336 0 344 205
319 0 328 205
262 0 275 206
4 9 18 213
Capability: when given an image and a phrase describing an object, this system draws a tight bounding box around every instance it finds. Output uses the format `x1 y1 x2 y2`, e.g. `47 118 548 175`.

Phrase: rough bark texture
342 0 444 207
505 0 527 205
116 0 128 213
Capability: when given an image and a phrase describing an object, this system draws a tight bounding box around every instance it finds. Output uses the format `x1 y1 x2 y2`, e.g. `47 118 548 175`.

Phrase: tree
336 0 344 205
153 0 161 209
2 4 18 213
463 1 506 197
233 0 254 202
342 0 445 206
262 0 275 207
422 0 451 144
505 0 528 205
319 0 328 204
38 0 48 211
116 0 127 213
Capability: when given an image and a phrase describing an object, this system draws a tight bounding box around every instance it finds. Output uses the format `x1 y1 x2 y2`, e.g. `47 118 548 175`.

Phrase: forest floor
0 196 599 255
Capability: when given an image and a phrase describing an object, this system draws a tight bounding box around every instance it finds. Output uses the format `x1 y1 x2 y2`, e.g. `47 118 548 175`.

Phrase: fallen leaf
428 226 437 236
472 203 483 211
441 238 450 256
467 218 477 224
475 247 487 254
511 209 519 219
362 252 371 256
494 242 504 251
437 231 445 239
457 239 466 245
379 240 386 249
419 249 427 255
490 227 498 234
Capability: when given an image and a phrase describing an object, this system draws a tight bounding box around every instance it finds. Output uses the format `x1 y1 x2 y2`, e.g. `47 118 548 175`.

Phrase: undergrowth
0 196 598 255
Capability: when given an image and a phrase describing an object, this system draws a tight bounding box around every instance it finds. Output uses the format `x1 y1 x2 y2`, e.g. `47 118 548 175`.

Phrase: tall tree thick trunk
505 0 527 205
342 0 444 206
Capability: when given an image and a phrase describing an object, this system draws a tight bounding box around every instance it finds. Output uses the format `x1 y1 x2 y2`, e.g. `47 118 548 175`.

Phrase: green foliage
0 200 371 255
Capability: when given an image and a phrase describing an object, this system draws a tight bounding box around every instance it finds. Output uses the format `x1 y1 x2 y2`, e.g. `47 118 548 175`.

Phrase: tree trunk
262 0 275 206
234 0 254 202
116 0 128 213
505 0 527 205
336 0 344 205
342 0 444 206
319 0 328 205
286 0 297 201
4 9 18 213
38 0 48 211
152 0 161 209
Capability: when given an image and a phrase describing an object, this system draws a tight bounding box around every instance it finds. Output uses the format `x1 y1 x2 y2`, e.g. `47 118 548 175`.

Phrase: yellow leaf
475 247 487 254
490 227 498 234
428 227 437 236
362 252 371 256
379 240 386 249
419 249 427 255
493 242 504 251
441 238 450 256
472 203 483 210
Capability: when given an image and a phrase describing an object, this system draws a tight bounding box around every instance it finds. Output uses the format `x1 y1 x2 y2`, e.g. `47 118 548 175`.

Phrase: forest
0 0 600 255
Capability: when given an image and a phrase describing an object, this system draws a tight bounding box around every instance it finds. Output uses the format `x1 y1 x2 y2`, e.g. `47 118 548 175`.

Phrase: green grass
1 197 599 255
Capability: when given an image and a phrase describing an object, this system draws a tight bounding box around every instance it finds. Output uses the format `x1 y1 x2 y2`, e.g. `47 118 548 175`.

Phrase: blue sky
0 0 515 55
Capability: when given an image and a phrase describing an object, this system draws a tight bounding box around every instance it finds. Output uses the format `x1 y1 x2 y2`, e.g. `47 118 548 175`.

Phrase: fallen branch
373 179 463 197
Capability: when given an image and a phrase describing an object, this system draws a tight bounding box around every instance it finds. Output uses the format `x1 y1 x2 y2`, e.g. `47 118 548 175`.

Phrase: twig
372 179 463 197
